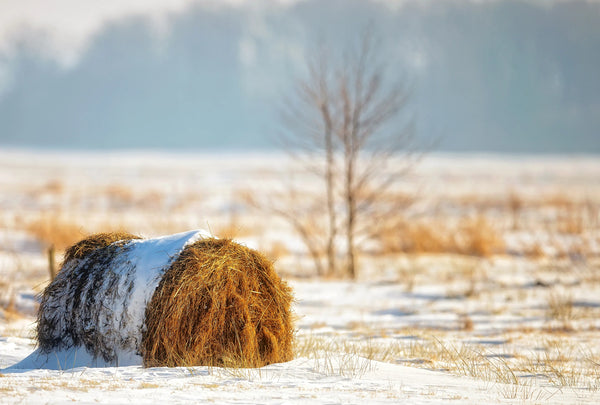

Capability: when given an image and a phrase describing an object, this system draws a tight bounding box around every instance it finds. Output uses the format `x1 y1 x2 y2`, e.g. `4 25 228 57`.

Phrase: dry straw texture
62 232 141 264
142 238 294 368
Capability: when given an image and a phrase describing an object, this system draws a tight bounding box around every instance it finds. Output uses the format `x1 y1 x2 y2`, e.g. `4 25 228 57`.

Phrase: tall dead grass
26 215 85 251
546 290 575 331
507 191 599 235
0 279 21 321
378 215 504 257
26 213 147 254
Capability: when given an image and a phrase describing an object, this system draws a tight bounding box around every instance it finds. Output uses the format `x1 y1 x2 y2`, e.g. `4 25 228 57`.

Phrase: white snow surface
0 355 535 405
3 279 600 404
8 229 209 370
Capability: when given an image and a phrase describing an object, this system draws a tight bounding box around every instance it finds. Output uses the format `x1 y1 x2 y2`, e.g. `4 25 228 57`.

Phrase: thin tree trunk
324 106 336 277
345 149 357 279
342 103 357 279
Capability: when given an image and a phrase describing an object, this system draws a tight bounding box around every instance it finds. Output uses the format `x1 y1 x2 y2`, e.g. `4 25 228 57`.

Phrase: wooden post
48 244 56 280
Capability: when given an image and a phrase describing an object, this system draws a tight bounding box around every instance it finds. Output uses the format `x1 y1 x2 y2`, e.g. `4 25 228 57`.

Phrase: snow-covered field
1 150 600 404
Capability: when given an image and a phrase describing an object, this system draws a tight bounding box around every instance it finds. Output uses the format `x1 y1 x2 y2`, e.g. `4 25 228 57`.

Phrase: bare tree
274 45 340 277
334 33 415 278
270 30 417 279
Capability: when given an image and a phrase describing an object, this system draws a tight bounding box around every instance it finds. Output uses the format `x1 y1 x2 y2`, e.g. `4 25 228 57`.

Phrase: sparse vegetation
377 215 504 257
546 289 575 330
26 214 85 251
1 152 600 403
295 332 600 391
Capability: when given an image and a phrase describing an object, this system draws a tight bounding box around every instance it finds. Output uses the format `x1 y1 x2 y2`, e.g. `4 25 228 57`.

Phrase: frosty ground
1 151 600 403
2 278 600 404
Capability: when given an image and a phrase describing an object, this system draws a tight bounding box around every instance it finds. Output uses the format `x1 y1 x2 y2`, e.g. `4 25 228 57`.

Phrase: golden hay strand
142 238 294 368
62 232 141 264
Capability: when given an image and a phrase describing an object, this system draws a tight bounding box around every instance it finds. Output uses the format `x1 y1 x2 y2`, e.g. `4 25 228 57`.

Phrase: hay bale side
142 238 294 368
36 232 142 360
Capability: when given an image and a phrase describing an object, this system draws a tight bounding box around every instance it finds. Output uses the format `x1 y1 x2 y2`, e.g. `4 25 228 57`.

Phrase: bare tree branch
272 28 421 279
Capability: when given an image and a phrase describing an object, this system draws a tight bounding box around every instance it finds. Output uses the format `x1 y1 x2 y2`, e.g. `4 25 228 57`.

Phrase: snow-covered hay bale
143 238 294 367
37 231 145 360
34 230 294 369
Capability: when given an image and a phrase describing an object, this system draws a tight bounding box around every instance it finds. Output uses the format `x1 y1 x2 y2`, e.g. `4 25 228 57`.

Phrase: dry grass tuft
460 314 474 331
142 238 294 368
26 215 86 251
546 290 574 331
0 284 24 321
296 333 600 391
380 215 504 257
62 232 142 264
457 216 505 257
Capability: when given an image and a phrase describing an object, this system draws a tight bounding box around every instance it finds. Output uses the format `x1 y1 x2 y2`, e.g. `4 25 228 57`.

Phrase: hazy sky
0 0 203 67
0 0 588 58
0 0 598 153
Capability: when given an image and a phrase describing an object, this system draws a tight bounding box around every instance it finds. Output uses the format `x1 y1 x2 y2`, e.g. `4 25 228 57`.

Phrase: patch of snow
6 345 141 370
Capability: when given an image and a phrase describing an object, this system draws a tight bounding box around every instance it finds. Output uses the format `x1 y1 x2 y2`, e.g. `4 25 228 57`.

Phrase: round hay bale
34 230 294 369
142 238 294 368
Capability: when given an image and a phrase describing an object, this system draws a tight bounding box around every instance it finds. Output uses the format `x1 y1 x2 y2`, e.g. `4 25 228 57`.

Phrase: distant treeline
0 0 598 153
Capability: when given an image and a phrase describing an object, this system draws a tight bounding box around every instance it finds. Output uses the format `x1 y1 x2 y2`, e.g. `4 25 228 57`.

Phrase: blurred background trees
1 1 599 153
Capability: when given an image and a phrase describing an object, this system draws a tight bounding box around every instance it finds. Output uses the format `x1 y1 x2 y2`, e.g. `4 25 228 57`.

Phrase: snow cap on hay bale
35 230 294 368
143 238 294 367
